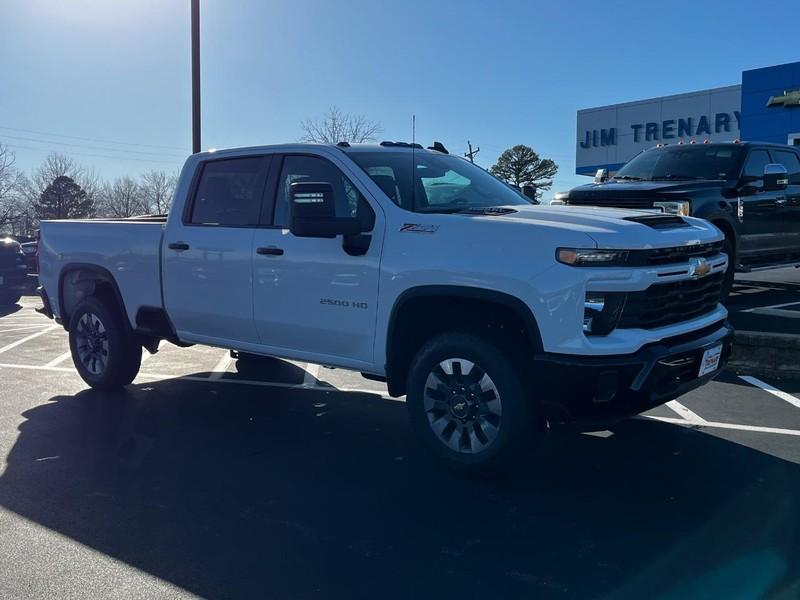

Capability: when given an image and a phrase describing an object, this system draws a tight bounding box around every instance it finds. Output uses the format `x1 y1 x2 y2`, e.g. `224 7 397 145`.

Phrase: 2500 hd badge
320 298 368 309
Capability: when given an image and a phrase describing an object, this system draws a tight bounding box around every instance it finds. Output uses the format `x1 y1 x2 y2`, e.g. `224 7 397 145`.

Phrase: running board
737 261 800 273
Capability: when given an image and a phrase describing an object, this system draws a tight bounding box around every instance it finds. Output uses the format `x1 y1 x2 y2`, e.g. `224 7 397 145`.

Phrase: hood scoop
458 207 518 216
624 214 689 229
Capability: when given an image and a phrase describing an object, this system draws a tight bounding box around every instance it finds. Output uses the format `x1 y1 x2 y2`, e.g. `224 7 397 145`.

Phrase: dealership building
576 61 800 176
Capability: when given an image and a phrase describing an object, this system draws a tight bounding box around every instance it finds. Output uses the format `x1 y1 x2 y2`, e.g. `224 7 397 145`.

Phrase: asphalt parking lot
1 297 799 599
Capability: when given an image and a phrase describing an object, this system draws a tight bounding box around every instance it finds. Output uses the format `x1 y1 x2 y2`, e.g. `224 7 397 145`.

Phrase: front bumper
536 320 733 428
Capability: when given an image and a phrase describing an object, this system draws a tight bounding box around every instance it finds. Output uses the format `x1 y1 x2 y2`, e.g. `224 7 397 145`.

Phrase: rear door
771 149 800 257
251 153 383 369
737 148 783 261
163 155 271 345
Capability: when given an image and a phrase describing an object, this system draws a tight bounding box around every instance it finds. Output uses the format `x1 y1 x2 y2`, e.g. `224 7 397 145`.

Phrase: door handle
256 246 284 256
168 242 190 251
776 198 787 205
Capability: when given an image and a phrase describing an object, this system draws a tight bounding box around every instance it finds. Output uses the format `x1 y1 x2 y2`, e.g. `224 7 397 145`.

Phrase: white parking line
643 415 800 437
739 375 800 409
0 326 58 356
209 352 233 380
0 325 53 334
665 400 707 423
44 351 73 368
302 363 321 386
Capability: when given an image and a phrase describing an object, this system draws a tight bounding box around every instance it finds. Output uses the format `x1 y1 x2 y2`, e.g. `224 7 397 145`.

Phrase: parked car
0 237 29 305
553 142 800 298
37 142 733 472
20 241 37 272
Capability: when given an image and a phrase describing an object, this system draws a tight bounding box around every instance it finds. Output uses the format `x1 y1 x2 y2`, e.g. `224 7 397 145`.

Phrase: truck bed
38 219 165 327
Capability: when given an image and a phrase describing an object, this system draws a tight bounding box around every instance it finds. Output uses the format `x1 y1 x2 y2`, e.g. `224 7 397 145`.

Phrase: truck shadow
0 375 798 599
728 277 800 335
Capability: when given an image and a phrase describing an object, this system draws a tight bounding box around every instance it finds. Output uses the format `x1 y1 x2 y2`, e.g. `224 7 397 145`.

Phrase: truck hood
466 204 723 249
569 179 729 197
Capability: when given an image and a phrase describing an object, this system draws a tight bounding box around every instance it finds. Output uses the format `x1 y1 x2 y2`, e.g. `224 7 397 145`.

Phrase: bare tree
300 106 382 144
98 176 145 218
0 144 24 233
140 170 177 214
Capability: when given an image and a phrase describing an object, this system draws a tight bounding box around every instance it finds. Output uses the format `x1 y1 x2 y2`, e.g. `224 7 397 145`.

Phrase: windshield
346 150 533 213
614 145 745 182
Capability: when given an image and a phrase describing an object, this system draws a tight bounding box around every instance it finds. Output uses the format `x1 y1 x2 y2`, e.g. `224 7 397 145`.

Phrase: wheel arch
385 285 543 397
58 263 130 331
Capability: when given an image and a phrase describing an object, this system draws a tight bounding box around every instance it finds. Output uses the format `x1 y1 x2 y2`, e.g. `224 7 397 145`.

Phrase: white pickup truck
38 142 733 471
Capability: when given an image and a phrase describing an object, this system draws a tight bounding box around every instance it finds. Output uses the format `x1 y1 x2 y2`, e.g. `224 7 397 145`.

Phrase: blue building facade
740 62 800 146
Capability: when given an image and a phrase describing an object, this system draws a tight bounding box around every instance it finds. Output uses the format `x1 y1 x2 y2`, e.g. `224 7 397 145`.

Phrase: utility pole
191 0 201 154
464 140 480 163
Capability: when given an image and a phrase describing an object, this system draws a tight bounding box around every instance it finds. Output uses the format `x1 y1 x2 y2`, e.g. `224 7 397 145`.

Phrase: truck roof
191 141 445 159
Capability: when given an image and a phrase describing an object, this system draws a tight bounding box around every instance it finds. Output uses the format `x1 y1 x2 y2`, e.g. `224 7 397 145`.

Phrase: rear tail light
34 229 40 274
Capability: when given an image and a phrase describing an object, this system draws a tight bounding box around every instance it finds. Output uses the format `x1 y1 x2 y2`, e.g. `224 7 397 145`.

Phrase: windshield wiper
612 175 645 181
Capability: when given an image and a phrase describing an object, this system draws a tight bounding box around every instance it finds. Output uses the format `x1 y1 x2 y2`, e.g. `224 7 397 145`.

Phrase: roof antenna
411 114 416 212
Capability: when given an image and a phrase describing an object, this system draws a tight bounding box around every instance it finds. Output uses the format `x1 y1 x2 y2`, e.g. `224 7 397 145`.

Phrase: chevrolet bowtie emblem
766 88 800 108
688 257 711 279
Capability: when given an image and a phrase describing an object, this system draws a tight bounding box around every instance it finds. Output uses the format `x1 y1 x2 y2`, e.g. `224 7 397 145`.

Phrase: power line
0 124 188 152
2 142 184 166
0 133 187 159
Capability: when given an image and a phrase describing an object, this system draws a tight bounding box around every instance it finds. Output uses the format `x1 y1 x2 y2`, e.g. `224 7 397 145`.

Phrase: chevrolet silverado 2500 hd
37 142 733 471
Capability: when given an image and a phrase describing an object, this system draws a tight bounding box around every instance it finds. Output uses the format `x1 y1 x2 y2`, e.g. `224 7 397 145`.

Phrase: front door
737 148 784 261
163 155 271 346
251 153 383 369
770 148 800 257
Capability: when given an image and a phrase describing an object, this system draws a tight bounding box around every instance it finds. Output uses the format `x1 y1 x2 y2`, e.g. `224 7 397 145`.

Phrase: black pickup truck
556 142 800 297
0 237 29 306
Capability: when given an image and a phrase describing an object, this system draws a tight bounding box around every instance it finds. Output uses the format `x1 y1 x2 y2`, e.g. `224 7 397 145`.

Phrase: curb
729 330 800 378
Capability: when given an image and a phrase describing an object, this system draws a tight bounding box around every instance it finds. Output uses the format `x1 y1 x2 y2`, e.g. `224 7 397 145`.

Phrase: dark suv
557 142 800 297
0 237 29 305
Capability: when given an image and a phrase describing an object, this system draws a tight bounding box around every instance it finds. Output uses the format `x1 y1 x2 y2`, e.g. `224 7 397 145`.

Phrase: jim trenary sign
580 111 741 149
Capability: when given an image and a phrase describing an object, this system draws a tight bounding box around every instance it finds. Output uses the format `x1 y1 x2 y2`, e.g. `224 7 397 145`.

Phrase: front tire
406 331 537 473
69 296 141 390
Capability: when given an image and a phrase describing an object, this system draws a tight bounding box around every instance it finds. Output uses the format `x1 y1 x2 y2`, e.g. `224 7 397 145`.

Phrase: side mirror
289 182 361 238
763 163 789 191
519 184 539 203
594 168 609 183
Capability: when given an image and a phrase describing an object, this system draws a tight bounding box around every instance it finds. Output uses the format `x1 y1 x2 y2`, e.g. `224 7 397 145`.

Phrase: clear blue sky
1 0 799 196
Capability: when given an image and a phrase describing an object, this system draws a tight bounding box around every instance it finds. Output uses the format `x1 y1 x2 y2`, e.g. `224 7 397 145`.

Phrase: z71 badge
400 223 439 234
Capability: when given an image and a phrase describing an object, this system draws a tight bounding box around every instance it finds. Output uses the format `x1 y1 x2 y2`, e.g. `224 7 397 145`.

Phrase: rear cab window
189 157 270 226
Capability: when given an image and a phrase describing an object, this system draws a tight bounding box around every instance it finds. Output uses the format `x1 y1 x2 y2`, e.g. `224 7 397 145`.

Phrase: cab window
274 155 373 229
741 150 771 184
773 151 800 184
190 157 268 226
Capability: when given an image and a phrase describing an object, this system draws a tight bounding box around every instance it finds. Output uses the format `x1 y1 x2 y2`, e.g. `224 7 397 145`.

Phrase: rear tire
406 331 538 474
69 296 141 390
720 236 735 302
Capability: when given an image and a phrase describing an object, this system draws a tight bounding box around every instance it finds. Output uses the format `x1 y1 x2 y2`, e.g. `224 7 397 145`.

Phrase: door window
274 155 373 228
741 150 771 186
189 157 268 226
773 151 800 184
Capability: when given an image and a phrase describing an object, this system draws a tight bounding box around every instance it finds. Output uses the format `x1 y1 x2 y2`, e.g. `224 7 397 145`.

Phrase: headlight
583 292 626 335
557 248 629 266
653 200 690 216
550 192 568 205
